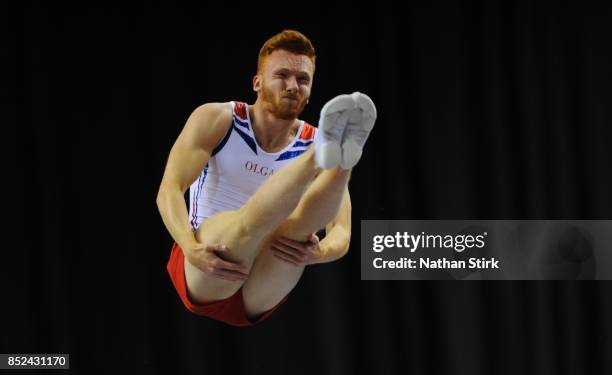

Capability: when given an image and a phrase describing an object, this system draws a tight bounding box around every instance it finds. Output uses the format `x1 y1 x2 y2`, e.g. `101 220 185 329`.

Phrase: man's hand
184 242 250 282
270 234 323 267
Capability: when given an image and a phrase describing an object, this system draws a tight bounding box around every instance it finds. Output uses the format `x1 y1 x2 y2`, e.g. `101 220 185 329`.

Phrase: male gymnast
157 30 377 326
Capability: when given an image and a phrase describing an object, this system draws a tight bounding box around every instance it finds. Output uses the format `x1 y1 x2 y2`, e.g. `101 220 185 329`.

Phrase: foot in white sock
340 92 377 169
314 94 355 169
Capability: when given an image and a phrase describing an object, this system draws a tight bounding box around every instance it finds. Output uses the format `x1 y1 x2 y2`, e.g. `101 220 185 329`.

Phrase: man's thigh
240 237 307 320
184 210 266 304
184 207 311 309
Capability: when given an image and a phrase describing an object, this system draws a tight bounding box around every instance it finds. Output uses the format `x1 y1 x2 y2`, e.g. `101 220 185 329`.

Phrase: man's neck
250 100 299 153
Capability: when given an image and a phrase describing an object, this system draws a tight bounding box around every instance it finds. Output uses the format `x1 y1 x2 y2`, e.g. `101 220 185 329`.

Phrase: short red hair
257 30 316 73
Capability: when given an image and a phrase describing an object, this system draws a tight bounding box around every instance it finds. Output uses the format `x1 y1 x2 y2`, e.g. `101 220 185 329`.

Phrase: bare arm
156 102 232 252
316 186 352 263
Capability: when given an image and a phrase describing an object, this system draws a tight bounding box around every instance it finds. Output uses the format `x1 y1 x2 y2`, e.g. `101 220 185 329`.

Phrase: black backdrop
7 1 612 374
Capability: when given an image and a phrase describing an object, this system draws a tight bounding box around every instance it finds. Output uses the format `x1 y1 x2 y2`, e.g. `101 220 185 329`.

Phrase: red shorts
166 242 288 327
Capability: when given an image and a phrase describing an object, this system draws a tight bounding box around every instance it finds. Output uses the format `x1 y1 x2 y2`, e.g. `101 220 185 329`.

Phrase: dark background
6 1 612 374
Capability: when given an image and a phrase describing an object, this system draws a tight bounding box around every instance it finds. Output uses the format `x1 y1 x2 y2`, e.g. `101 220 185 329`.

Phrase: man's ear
253 74 261 93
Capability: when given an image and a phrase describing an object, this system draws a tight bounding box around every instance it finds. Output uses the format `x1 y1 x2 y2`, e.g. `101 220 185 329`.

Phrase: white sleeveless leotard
188 101 317 230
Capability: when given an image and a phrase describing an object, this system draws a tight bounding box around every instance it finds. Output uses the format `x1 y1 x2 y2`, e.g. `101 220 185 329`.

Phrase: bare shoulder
181 102 233 152
188 102 233 133
190 102 232 123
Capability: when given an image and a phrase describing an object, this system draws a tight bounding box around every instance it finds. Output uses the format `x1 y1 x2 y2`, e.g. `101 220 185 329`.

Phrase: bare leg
185 92 375 308
185 147 322 303
235 92 376 318
241 168 351 319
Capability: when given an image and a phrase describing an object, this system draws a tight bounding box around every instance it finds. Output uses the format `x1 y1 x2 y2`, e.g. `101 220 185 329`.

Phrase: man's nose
285 76 298 92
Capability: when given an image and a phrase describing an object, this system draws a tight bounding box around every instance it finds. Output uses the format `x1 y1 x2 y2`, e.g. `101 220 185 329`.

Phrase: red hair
257 30 316 73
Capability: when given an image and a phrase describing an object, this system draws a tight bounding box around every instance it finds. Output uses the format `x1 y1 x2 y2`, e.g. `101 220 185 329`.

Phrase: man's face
253 49 314 120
